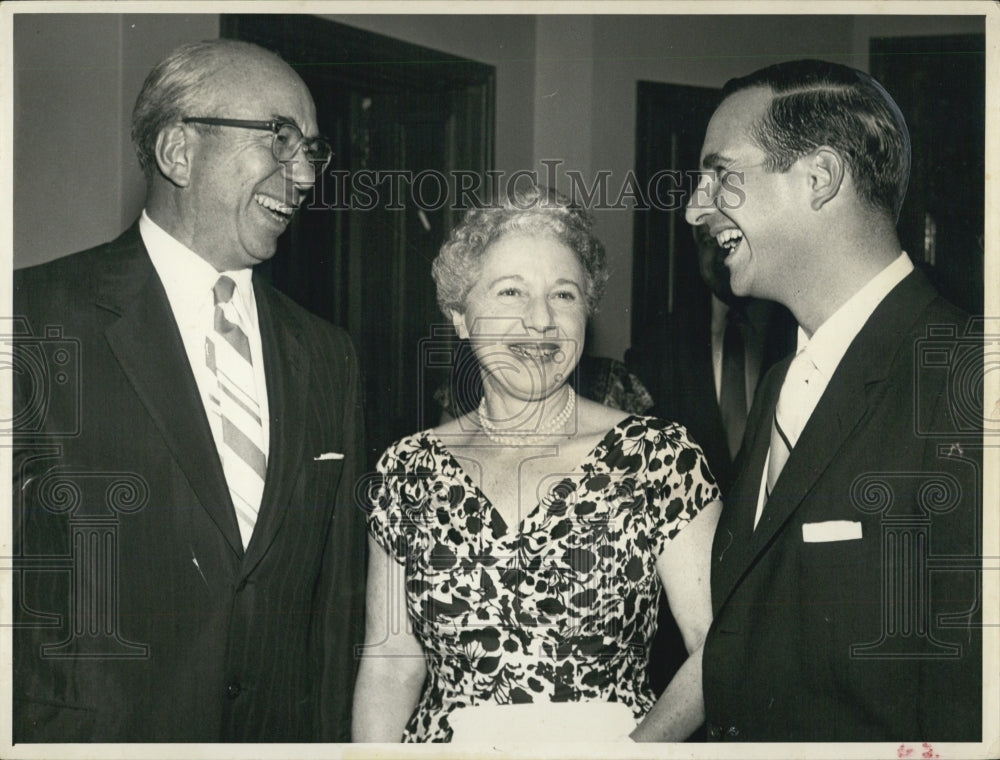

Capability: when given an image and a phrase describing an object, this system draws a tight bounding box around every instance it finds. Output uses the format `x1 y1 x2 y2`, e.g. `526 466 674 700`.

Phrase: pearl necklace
477 387 576 446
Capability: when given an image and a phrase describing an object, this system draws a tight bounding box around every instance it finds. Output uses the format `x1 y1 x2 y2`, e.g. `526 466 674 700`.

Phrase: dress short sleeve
642 418 720 557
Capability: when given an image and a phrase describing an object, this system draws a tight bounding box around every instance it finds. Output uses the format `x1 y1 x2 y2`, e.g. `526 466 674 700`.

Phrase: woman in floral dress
352 183 722 743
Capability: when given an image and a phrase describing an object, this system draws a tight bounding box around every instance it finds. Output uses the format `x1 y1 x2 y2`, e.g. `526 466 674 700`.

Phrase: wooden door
871 34 986 315
222 15 494 463
632 82 720 341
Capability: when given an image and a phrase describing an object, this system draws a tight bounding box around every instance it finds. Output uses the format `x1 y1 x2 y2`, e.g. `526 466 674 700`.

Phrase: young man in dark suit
686 60 981 741
13 39 366 742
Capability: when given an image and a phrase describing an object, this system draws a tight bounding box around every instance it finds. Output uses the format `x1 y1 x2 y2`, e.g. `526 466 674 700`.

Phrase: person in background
12 39 365 741
352 183 721 743
686 58 981 741
628 223 795 497
626 222 795 700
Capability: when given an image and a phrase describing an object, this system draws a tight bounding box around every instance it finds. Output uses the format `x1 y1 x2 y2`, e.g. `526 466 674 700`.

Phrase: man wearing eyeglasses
13 39 365 742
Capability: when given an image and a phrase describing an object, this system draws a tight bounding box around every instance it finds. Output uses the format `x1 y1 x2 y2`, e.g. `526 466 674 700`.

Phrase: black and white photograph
3 1 996 758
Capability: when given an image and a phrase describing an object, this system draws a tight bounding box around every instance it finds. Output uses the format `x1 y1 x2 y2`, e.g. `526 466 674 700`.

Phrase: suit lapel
240 278 309 573
711 358 781 605
98 225 243 556
714 270 939 608
747 349 872 552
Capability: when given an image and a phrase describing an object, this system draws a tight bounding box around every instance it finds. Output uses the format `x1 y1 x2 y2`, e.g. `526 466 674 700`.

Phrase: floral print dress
366 415 719 742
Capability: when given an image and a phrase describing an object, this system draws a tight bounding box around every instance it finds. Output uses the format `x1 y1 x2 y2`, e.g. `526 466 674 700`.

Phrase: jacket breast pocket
302 454 345 493
798 524 882 679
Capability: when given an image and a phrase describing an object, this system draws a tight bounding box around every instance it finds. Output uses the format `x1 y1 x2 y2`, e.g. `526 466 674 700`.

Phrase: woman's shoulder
622 416 719 501
599 409 698 446
573 398 701 449
602 413 712 477
376 428 443 470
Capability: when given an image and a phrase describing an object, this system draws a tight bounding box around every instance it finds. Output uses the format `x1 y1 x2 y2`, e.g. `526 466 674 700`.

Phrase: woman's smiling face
452 232 587 404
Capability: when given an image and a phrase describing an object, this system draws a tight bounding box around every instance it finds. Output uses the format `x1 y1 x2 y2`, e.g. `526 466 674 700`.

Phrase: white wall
14 15 124 266
13 13 220 267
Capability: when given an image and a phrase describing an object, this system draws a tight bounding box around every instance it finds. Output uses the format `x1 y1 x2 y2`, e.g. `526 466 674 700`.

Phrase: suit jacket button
226 682 242 699
236 578 247 592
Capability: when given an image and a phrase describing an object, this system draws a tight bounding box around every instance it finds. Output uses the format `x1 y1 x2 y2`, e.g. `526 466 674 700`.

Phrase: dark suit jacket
703 270 982 741
12 224 367 742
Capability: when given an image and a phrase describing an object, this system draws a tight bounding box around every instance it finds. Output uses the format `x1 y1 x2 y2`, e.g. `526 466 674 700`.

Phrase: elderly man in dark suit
13 39 365 742
686 59 981 741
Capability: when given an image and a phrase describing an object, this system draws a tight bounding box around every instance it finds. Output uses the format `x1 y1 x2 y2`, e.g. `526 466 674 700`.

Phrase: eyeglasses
182 117 332 173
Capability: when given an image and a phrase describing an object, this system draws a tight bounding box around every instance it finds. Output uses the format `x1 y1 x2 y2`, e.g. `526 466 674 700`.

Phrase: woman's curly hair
432 182 609 316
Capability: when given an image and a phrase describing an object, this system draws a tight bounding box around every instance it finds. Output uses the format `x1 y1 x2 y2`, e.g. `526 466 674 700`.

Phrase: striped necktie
764 349 819 503
206 275 267 548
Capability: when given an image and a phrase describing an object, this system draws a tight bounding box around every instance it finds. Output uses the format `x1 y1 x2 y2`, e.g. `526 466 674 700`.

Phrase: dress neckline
422 413 643 539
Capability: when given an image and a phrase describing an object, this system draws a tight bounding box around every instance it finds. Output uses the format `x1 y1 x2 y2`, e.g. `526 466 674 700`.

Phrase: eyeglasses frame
181 117 332 172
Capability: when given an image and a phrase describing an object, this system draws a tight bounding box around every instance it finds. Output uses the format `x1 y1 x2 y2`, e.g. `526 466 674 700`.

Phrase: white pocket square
802 520 862 543
313 452 344 461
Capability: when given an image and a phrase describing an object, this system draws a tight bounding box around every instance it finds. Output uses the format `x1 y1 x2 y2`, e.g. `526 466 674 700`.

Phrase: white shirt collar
140 210 256 317
796 252 914 379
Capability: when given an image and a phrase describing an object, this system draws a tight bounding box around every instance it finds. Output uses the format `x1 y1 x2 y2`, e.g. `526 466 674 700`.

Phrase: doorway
871 33 986 316
632 82 719 349
221 14 495 462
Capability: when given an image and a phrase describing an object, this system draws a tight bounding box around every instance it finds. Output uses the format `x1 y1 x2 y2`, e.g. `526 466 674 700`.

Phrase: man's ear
450 309 469 340
154 124 193 187
806 147 845 211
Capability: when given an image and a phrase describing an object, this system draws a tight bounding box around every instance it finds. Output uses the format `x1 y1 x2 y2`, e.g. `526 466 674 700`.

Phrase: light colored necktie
764 349 819 502
205 275 266 548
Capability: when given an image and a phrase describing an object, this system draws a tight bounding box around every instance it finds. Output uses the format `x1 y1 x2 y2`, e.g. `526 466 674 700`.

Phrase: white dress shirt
753 252 914 527
140 210 271 464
